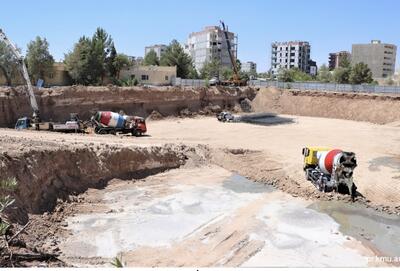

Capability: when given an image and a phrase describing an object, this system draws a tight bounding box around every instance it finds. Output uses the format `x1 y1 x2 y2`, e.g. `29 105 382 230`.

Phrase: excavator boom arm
0 29 39 116
220 21 239 80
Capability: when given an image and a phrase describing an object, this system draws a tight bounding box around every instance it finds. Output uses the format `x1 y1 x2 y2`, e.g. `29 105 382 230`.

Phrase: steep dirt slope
251 87 400 124
0 85 256 127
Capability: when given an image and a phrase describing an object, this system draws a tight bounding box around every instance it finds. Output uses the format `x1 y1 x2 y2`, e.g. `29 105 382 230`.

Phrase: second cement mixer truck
91 111 147 136
302 147 358 199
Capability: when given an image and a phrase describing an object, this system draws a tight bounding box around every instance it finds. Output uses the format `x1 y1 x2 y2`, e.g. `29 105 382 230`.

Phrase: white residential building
242 61 257 73
185 26 237 71
271 41 312 76
145 44 167 59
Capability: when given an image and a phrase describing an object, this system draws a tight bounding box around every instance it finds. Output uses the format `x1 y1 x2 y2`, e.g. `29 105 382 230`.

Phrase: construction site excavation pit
50 165 399 267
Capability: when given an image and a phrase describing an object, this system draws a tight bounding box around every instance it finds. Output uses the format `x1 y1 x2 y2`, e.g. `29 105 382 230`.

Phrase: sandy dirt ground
145 116 400 207
1 114 399 267
1 114 399 208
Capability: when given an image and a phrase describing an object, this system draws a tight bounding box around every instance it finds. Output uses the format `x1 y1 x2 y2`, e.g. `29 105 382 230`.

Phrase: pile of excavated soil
0 85 256 127
251 87 400 124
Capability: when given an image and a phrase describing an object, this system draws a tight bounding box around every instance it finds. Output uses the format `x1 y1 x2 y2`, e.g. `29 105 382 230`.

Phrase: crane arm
220 21 240 81
0 29 39 118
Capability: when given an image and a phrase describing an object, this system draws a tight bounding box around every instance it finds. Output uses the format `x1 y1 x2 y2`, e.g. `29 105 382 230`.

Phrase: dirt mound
251 87 400 124
0 143 201 222
146 110 164 120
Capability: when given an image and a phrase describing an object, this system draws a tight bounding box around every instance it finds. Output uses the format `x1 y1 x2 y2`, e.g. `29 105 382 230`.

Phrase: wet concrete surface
369 156 400 172
239 113 294 126
309 200 400 258
59 167 395 267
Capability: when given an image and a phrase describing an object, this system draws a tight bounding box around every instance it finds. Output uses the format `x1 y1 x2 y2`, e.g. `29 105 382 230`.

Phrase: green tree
278 68 312 82
199 59 221 79
0 177 17 236
187 65 199 79
339 54 351 68
65 28 116 85
221 67 233 80
25 36 54 84
113 54 130 79
0 42 19 86
349 62 373 84
235 59 241 72
64 36 94 85
160 40 194 78
317 64 333 83
91 28 114 83
333 66 351 84
107 44 118 78
143 50 159 66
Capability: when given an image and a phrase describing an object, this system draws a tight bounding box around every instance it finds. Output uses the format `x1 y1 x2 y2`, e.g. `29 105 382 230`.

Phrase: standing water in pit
57 167 395 267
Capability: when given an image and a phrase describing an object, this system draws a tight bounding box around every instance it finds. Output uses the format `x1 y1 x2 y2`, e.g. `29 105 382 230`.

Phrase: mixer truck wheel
97 128 108 134
305 170 310 181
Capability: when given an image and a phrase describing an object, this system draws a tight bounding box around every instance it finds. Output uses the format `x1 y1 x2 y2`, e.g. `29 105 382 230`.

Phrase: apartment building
328 51 351 70
270 41 312 76
185 26 237 71
351 40 397 78
242 61 257 73
145 44 167 59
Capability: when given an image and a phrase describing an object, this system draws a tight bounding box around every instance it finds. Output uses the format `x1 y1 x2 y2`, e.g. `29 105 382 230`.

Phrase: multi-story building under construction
270 41 312 76
185 26 237 71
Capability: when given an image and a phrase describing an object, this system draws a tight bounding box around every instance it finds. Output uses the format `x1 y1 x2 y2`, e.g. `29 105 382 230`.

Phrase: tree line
277 55 374 85
0 28 377 86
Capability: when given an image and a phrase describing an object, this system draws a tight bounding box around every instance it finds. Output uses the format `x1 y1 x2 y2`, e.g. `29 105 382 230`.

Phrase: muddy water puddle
310 201 400 258
59 167 399 267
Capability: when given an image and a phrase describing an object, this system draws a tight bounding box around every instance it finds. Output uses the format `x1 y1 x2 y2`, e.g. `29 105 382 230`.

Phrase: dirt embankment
251 87 400 124
0 85 256 127
0 138 211 266
0 140 203 223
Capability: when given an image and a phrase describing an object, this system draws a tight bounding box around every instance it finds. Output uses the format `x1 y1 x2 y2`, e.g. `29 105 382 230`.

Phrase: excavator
219 21 247 86
0 29 83 132
0 29 40 125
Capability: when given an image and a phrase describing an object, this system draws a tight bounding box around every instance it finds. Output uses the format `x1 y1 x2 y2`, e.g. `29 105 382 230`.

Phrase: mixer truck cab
15 117 30 130
302 147 330 170
302 146 358 200
132 116 147 136
15 117 52 130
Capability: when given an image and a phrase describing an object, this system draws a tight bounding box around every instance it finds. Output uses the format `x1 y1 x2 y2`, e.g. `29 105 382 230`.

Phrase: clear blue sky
2 0 399 72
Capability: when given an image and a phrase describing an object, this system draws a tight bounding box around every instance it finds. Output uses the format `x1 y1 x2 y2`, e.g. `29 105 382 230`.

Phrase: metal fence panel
173 77 207 87
248 80 400 94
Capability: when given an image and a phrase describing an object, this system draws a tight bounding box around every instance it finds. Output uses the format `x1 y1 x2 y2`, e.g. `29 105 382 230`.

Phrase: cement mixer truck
302 147 357 199
91 111 147 136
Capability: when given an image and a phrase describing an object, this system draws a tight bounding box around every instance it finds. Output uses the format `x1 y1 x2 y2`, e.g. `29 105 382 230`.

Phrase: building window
141 75 149 80
49 73 54 79
130 74 135 79
165 75 169 81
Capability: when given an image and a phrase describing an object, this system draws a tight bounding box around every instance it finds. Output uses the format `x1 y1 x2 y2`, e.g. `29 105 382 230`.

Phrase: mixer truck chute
302 147 358 199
